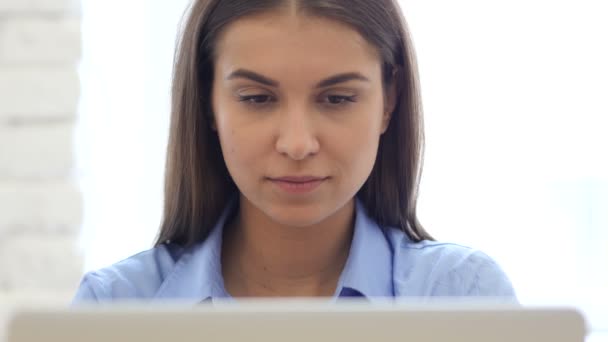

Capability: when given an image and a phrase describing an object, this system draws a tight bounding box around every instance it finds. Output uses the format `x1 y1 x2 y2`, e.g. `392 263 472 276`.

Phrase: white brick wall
0 17 81 64
0 181 81 234
0 123 74 178
0 1 82 299
0 67 79 120
0 0 79 13
0 235 82 292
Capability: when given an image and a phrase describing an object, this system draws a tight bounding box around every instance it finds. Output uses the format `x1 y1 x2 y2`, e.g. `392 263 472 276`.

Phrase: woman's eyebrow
226 69 370 88
316 72 370 88
226 69 278 87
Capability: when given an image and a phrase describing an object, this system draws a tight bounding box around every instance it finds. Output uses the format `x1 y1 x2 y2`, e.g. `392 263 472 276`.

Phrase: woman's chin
270 214 326 228
264 203 334 228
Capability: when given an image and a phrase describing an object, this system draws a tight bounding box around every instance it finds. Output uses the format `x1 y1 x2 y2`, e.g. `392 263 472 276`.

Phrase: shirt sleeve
71 272 107 303
462 251 517 299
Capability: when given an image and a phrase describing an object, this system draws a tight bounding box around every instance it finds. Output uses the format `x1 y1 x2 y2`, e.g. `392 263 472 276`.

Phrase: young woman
74 0 515 302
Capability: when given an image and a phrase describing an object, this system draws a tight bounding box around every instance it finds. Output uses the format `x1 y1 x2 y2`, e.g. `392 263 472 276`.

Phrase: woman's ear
381 69 398 134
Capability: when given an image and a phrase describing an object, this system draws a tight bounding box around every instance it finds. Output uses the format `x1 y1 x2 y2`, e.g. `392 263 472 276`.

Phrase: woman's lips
268 176 328 194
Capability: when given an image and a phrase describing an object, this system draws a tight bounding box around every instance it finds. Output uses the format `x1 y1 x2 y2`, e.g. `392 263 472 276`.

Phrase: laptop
7 299 587 342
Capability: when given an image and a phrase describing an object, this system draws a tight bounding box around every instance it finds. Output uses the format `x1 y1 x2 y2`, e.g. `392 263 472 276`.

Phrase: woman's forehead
213 11 382 84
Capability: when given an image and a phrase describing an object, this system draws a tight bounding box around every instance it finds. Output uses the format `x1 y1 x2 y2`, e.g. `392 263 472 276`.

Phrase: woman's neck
221 197 355 297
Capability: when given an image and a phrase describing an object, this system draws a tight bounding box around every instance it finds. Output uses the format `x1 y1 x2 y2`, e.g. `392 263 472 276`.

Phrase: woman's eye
238 95 274 104
325 95 357 105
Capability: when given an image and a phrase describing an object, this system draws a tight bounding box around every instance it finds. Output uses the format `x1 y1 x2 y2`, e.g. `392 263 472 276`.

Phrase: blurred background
0 0 606 339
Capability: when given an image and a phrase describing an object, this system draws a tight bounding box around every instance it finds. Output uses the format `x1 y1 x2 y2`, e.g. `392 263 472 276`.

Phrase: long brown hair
156 0 433 247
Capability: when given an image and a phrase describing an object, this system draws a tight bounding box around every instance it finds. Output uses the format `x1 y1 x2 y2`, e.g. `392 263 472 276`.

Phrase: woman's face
211 11 393 227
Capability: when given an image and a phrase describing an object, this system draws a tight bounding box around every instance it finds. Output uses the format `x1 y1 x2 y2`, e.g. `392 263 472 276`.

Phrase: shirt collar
333 198 394 298
154 198 236 303
154 197 394 302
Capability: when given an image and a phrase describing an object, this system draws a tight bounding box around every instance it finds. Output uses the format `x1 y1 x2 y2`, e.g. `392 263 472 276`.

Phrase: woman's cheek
222 123 266 170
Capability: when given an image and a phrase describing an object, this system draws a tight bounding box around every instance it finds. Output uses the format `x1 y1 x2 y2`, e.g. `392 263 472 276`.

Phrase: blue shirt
73 199 516 303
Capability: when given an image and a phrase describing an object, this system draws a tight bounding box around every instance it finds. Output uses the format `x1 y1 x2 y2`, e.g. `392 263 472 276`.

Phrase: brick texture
0 234 82 292
0 67 79 121
0 0 79 13
0 122 73 179
0 181 81 235
0 17 81 64
0 0 83 298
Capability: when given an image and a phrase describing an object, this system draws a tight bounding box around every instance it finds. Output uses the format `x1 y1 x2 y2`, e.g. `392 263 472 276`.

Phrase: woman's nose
274 109 320 161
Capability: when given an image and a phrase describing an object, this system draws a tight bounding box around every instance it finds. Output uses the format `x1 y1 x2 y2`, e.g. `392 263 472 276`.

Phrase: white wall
405 0 608 303
404 0 608 332
76 0 188 271
0 0 82 298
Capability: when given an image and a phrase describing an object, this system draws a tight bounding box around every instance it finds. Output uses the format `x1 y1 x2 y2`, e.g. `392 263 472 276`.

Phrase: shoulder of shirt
72 243 186 302
383 228 517 299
